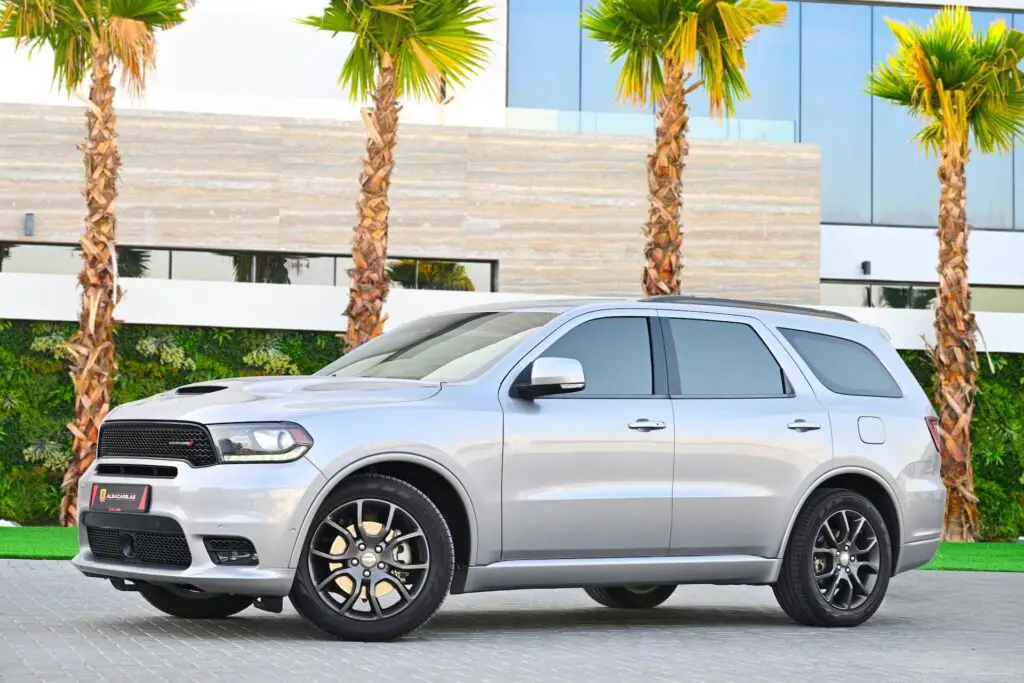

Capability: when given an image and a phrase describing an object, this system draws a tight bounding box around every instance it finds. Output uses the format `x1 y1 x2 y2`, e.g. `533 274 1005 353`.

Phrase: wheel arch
778 467 904 574
289 452 479 582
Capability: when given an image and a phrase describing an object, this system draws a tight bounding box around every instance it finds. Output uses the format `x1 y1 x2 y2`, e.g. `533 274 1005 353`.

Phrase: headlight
209 423 313 463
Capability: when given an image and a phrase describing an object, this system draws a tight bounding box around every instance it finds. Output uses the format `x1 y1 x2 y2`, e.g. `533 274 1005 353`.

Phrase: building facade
1 0 1023 344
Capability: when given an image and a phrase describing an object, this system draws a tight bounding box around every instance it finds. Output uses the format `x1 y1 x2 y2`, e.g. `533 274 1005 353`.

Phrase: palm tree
582 0 787 297
300 0 491 350
387 259 475 291
868 6 1024 542
1 0 192 526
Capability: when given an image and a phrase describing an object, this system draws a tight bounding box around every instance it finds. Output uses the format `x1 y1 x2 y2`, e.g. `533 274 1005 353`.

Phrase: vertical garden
0 320 343 523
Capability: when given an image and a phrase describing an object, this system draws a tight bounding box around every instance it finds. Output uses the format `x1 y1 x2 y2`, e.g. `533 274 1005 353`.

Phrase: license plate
89 483 151 513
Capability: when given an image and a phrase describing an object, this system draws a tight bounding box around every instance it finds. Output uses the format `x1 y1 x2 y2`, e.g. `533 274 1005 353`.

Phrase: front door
500 311 675 560
658 312 835 559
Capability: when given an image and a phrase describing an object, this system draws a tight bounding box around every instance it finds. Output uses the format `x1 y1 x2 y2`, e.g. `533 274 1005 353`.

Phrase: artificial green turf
920 541 1024 572
1 527 1022 571
0 526 79 560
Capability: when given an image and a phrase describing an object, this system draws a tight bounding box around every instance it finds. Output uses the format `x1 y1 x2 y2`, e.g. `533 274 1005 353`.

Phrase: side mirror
515 357 586 399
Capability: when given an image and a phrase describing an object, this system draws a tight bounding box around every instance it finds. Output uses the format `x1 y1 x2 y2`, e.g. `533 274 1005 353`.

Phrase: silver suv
72 297 945 641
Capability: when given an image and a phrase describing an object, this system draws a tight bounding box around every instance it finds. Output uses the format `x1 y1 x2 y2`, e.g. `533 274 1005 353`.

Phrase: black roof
640 295 858 322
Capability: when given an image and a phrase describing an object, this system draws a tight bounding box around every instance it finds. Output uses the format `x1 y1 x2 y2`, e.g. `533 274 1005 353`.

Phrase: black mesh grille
87 525 192 568
205 537 256 553
98 422 218 467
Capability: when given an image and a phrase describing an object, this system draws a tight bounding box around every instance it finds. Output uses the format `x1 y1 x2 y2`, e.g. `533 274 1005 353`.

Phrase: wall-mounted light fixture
860 260 871 276
23 212 35 237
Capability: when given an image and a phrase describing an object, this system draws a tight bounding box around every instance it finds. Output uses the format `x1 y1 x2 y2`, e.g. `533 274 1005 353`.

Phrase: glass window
116 247 169 279
665 318 788 397
779 327 903 398
318 310 558 382
973 286 1024 313
542 317 653 396
821 281 1024 313
248 254 334 286
464 261 495 292
801 1 872 224
336 256 354 288
507 0 582 111
579 2 654 134
1015 13 1024 230
170 250 239 282
872 4 939 227
387 259 480 292
965 11 1014 230
0 244 80 275
731 1 800 137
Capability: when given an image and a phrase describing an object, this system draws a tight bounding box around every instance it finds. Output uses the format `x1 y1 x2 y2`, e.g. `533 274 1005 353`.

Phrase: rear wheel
290 474 454 642
773 489 892 627
584 585 677 609
138 584 253 619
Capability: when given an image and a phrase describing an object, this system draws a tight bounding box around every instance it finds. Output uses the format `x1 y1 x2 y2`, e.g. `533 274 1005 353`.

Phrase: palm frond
0 0 190 94
301 0 493 103
583 0 786 116
868 5 1024 156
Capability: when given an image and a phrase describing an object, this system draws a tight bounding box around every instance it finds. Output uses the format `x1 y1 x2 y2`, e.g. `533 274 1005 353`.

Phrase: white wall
0 273 566 334
821 224 1024 287
3 272 1024 354
0 0 509 128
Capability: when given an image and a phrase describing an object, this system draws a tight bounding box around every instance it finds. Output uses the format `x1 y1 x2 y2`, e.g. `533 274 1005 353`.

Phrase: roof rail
640 295 859 322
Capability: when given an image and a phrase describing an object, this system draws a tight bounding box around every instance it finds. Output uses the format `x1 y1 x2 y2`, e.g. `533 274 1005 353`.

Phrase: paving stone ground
1 560 1021 683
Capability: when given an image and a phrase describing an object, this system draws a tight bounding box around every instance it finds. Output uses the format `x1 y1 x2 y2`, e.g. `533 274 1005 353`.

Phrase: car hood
105 376 443 424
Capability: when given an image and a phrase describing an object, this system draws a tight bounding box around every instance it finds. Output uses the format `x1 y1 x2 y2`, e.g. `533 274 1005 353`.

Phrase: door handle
788 420 821 432
629 419 666 431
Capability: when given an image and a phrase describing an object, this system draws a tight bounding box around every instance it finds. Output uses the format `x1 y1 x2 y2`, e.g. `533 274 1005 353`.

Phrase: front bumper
71 456 327 597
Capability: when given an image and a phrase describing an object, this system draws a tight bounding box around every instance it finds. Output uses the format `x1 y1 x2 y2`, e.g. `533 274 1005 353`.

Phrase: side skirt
458 555 781 594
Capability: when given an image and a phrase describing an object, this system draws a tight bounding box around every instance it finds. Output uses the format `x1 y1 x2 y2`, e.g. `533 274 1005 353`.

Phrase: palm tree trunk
934 140 979 542
344 56 399 350
643 59 689 296
60 38 121 527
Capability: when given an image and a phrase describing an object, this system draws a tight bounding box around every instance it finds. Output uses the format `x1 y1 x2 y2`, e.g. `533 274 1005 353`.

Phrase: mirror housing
515 357 586 399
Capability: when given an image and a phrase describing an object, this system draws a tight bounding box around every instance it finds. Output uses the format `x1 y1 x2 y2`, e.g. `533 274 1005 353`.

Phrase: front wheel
290 474 455 642
584 585 677 609
773 489 892 627
138 584 253 619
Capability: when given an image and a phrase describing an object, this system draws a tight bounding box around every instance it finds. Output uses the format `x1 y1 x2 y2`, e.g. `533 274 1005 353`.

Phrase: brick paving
1 560 1021 683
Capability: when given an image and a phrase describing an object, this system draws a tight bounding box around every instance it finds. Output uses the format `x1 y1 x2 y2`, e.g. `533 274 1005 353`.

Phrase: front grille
87 521 192 568
98 421 218 467
95 463 178 479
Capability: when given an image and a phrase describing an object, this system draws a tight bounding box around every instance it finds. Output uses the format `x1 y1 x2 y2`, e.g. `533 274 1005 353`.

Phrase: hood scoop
176 385 227 396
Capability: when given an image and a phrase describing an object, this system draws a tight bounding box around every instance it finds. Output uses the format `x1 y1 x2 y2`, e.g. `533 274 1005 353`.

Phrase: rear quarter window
778 327 903 398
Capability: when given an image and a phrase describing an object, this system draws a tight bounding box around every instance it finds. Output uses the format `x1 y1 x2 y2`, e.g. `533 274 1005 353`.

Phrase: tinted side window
665 319 789 397
541 317 653 396
779 328 903 398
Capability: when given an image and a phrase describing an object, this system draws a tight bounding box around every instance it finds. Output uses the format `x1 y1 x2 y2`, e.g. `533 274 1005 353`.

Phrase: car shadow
110 605 817 643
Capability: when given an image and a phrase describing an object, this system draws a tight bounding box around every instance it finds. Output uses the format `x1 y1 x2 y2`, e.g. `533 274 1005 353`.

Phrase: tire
138 584 253 619
584 585 677 609
290 474 455 642
773 488 893 627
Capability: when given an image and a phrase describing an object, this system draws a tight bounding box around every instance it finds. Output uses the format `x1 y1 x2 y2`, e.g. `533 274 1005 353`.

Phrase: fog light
204 537 259 566
213 550 259 566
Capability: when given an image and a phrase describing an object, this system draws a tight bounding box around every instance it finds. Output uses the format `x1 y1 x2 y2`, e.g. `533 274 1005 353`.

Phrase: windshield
316 310 558 382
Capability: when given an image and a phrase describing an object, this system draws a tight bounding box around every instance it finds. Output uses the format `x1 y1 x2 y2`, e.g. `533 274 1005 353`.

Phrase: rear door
658 311 834 558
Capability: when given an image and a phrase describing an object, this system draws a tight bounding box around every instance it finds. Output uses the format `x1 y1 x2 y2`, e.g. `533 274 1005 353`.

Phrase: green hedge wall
900 351 1024 540
1 318 1022 537
0 319 343 524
